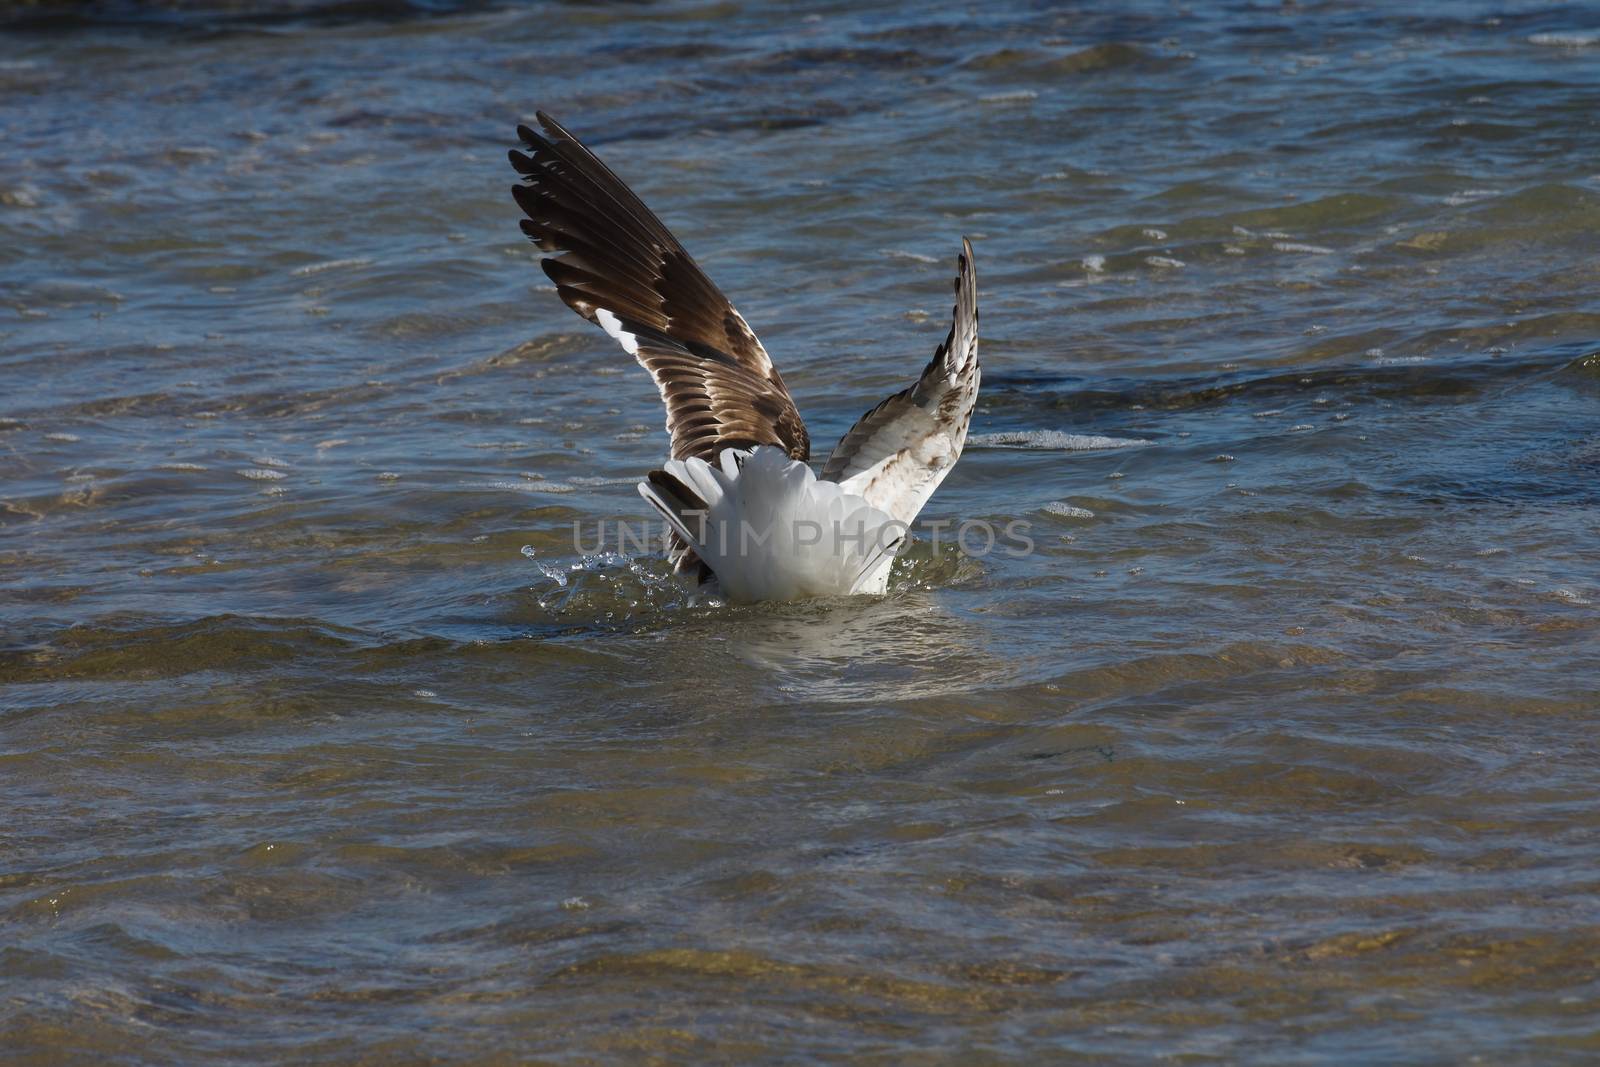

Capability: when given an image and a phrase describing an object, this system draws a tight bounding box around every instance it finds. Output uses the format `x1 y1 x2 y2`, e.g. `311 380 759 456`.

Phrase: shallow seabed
3 0 1600 1062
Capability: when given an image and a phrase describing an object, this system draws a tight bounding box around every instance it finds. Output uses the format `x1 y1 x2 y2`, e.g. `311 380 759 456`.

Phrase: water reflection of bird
510 113 980 603
684 591 1003 705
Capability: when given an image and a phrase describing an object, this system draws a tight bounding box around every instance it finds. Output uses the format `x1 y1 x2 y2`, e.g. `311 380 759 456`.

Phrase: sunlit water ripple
3 0 1599 1061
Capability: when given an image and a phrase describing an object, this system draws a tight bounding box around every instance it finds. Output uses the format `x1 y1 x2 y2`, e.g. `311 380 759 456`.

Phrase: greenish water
3 1 1600 1062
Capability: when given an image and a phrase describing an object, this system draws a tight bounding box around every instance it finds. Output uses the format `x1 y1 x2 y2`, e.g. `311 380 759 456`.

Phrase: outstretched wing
820 239 979 526
509 112 810 463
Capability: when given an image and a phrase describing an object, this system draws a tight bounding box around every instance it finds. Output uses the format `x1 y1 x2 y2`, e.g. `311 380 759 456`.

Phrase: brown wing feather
821 239 979 526
509 112 809 464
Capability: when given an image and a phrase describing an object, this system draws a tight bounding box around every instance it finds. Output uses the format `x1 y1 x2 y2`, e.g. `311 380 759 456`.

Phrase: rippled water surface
5 0 1600 1061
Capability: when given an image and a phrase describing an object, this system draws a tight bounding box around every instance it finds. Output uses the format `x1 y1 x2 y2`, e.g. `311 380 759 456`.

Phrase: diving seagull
509 113 979 602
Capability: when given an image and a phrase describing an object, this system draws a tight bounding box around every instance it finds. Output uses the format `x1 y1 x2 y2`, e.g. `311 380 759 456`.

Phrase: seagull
509 113 979 603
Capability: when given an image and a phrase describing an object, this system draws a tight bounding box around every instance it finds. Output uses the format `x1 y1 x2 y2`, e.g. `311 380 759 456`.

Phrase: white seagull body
510 113 980 603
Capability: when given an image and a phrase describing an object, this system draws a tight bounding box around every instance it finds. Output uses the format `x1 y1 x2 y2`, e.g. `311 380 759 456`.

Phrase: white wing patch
594 307 640 357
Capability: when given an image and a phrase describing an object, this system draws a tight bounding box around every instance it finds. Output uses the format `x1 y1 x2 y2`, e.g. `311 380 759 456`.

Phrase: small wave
493 473 637 492
969 430 1150 450
1042 502 1095 519
524 551 704 624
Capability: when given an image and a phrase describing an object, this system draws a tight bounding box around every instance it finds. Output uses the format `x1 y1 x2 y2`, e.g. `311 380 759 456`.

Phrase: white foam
1145 255 1185 269
1530 32 1598 47
237 468 285 481
968 430 1149 450
1042 502 1096 519
570 475 639 487
1272 241 1334 255
468 479 576 493
980 90 1038 104
1444 189 1497 206
291 257 372 277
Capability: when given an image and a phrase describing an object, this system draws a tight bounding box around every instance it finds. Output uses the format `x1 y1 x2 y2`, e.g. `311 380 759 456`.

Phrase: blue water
3 1 1600 1061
